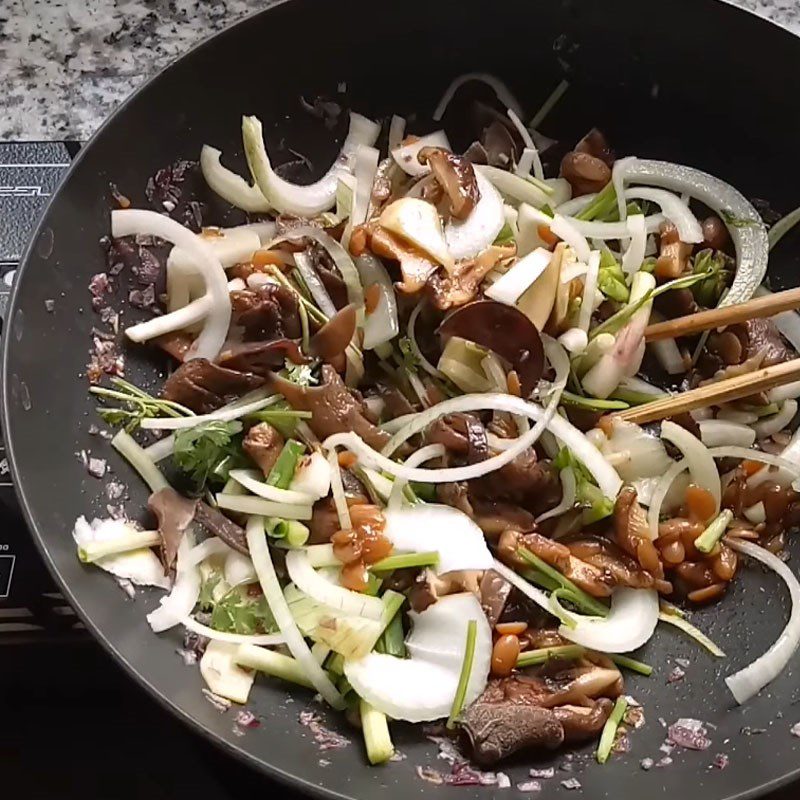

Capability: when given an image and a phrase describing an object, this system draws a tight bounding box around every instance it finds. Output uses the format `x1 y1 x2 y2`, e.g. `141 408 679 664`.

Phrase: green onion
326 652 345 676
265 518 310 547
235 644 316 689
658 610 726 657
610 387 666 405
375 608 406 658
561 391 630 411
370 551 440 573
575 182 617 222
111 429 170 493
516 645 585 668
610 654 653 676
694 509 733 554
266 439 306 489
446 619 477 730
518 548 610 618
360 700 395 764
78 529 161 563
596 696 628 764
248 408 313 438
364 572 384 596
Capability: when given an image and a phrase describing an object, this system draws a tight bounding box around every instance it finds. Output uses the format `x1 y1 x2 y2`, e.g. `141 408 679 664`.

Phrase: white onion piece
228 469 314 505
716 407 758 425
621 214 647 274
407 301 445 379
391 131 452 177
200 145 270 212
544 178 572 209
612 156 637 222
444 172 505 260
380 197 453 270
661 421 721 513
743 502 767 524
73 516 170 590
387 444 445 512
650 336 686 376
242 112 379 217
169 226 261 274
388 115 406 151
754 400 798 440
383 505 493 574
578 251 600 333
708 446 800 478
289 452 332 501
126 278 244 343
516 147 545 183
725 539 800 704
224 549 257 587
550 215 590 263
619 376 666 397
558 327 588 354
200 640 255 704
112 209 231 361
491 559 552 616
768 380 800 404
285 549 384 621
600 419 672 482
344 593 492 722
433 72 524 121
632 476 660 507
616 159 768 307
557 193 596 217
476 165 550 209
247 517 345 709
148 532 200 632
699 420 756 448
140 391 278 431
485 248 552 306
185 536 230 567
294 251 338 318
755 287 800 354
180 613 284 646
559 588 659 653
536 468 577 523
356 253 399 350
624 187 703 243
647 458 687 539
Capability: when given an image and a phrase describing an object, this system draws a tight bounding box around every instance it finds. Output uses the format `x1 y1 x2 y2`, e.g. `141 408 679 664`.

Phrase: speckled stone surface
0 0 798 142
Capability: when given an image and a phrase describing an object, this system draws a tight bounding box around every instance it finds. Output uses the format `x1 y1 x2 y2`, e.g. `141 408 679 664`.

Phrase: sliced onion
285 549 384 620
485 248 552 306
181 614 284 646
599 419 672 482
716 407 758 425
661 421 721 513
621 215 647 274
624 187 702 243
649 336 686 376
615 158 768 307
186 536 230 567
578 251 600 333
228 469 315 505
769 380 800 404
557 193 597 217
344 593 492 722
559 588 659 653
698 420 756 448
294 251 337 317
200 640 256 704
148 532 201 632
475 165 551 209
391 131 451 177
444 172 505 260
327 449 352 531
754 400 798 440
550 215 590 263
200 145 270 212
388 115 406 151
169 226 262 274
516 147 544 182
743 502 767 524
356 253 399 350
387 444 445 511
408 301 445 379
342 144 380 251
724 539 800 704
242 112 380 217
707 446 800 478
536 467 577 523
433 72 524 121
112 209 231 361
618 376 665 397
290 451 332 501
491 559 552 616
247 517 345 708
383 504 493 574
558 327 588 354
647 458 688 539
140 390 278 430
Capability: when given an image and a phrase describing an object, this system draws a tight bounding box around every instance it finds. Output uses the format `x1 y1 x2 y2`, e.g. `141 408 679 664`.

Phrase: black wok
4 0 800 797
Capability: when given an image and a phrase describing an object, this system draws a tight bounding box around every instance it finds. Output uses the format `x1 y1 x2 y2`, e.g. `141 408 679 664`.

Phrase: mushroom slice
379 197 454 271
444 172 505 260
418 147 480 220
391 131 452 177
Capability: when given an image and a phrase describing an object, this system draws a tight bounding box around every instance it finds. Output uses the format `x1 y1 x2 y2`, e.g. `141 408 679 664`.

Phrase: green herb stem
596 696 628 764
265 518 310 547
235 644 316 689
446 619 477 730
266 439 306 489
360 700 395 765
516 645 586 668
111 429 169 493
78 529 161 563
610 654 653 676
694 509 733 554
561 390 629 411
375 608 406 657
370 551 440 573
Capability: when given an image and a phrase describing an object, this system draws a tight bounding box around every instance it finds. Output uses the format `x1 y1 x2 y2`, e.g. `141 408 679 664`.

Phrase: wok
4 0 800 797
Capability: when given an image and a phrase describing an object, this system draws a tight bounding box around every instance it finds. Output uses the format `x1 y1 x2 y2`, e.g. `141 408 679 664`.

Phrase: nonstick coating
5 0 800 798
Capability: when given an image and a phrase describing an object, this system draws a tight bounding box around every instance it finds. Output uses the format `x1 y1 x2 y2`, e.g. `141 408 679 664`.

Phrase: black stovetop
0 141 795 800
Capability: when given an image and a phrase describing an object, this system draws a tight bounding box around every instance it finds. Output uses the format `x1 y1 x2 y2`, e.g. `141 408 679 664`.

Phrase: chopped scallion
596 696 628 764
360 699 395 764
446 619 477 730
610 654 653 676
694 509 733 554
266 439 306 489
370 551 440 573
516 644 585 668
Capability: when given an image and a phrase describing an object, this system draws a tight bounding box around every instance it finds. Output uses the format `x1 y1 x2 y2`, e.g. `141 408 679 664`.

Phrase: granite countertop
1 0 799 142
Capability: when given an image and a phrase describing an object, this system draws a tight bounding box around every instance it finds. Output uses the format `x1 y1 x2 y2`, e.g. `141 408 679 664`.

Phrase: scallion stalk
694 509 733 554
265 518 310 547
235 644 316 689
77 529 161 563
111 429 169 493
516 644 585 668
267 439 306 489
596 696 628 764
576 182 617 222
561 391 630 411
375 608 406 658
370 551 440 573
446 619 477 730
360 699 395 764
609 654 653 676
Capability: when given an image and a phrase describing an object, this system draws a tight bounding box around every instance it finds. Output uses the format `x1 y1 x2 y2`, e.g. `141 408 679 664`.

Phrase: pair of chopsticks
614 287 800 425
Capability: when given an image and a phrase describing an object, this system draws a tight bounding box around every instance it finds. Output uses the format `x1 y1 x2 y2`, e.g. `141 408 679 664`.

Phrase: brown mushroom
217 339 308 377
438 300 544 396
480 569 512 627
148 487 198 573
701 215 729 251
560 151 611 197
427 244 515 310
243 422 284 478
655 223 693 279
575 128 615 168
194 500 248 554
369 226 438 293
417 147 480 220
162 359 264 414
309 304 357 361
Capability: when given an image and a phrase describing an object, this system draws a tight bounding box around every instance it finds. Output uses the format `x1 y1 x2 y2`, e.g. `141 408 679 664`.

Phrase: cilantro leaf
398 336 420 373
554 447 614 524
173 420 243 493
198 577 276 636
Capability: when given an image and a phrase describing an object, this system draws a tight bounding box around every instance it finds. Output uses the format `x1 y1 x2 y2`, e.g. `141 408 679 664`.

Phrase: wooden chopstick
644 286 800 342
613 357 800 425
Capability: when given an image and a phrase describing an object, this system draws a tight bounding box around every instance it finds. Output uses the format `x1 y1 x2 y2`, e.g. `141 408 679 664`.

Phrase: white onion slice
716 407 758 425
182 614 284 646
647 458 688 539
224 549 257 587
557 193 597 217
578 251 600 333
754 400 798 440
185 536 230 567
621 214 647 274
699 420 756 448
294 251 337 317
140 391 278 430
599 419 672 482
344 593 492 722
444 172 505 260
558 327 588 354
391 131 452 177
743 502 766 524
661 421 721 513
485 248 552 306
285 549 384 621
559 588 659 653
356 253 399 350
516 146 544 182
707 446 800 478
624 187 703 243
382 505 493 574
148 532 200 633
725 539 800 704
169 226 262 274
247 517 345 709
536 467 577 523
388 115 406 151
491 559 552 616
200 640 255 704
242 112 380 217
649 336 686 376
387 444 445 512
433 72 524 121
200 145 270 212
228 469 314 505
289 452 332 501
112 209 231 361
768 381 800 404
476 165 551 209
550 215 590 263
